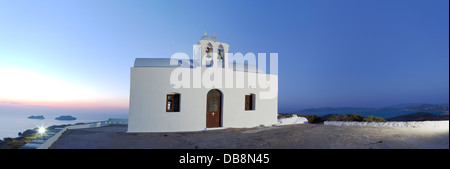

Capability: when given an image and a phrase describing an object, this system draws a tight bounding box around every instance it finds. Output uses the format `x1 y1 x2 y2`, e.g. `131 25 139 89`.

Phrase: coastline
0 112 128 143
0 118 128 149
0 124 71 149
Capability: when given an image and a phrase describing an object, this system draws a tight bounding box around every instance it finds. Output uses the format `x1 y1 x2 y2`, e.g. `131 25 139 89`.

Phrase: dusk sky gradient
0 0 448 115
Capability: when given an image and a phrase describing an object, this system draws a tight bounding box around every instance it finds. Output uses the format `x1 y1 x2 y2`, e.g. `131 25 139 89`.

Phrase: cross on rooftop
211 34 216 42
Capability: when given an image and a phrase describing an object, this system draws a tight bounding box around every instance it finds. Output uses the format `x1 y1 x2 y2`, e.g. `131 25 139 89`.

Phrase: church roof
200 35 213 41
134 58 264 73
134 58 179 68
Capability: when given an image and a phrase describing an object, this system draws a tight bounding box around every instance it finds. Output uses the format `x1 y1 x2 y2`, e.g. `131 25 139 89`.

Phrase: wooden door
206 89 221 128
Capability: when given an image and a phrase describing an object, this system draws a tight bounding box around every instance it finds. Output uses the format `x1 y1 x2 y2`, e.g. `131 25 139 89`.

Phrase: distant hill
55 115 77 121
285 112 449 122
403 104 449 112
287 103 449 119
382 103 425 109
299 107 374 113
296 104 449 113
27 115 44 120
387 112 449 121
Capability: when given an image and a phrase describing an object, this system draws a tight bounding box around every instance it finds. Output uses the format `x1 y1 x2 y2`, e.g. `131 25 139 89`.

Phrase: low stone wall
32 118 128 149
324 120 449 128
277 115 308 125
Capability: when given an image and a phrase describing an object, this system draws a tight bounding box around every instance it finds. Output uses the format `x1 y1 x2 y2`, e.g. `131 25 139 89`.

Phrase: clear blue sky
0 0 448 114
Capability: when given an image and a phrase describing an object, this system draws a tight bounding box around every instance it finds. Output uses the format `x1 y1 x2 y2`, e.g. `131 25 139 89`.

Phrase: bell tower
193 32 229 68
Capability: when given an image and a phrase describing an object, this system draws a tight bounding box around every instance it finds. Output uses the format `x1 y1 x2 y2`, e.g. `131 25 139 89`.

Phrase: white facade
128 34 278 132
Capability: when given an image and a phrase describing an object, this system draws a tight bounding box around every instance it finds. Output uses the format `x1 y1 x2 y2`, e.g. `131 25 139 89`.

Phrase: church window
166 93 180 112
245 94 255 111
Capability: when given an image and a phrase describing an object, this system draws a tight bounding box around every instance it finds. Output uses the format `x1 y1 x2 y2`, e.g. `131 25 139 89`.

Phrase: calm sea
0 112 127 139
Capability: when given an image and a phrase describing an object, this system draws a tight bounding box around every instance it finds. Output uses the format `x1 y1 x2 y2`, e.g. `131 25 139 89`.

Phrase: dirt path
49 124 449 149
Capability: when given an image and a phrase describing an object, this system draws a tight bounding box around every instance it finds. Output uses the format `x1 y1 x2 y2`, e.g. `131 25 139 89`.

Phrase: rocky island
55 115 77 121
27 115 44 119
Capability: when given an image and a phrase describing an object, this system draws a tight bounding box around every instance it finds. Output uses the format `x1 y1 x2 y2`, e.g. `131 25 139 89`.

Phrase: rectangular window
245 94 255 111
166 94 180 112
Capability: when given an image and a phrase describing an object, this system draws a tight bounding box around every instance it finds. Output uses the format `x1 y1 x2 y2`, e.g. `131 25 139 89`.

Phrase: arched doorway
206 89 222 128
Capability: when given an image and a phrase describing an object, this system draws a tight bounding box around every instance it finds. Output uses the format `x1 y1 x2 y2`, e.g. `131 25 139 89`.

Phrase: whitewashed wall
128 66 278 132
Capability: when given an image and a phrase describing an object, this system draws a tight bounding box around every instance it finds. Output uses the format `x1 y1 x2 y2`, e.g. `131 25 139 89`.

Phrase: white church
127 33 278 132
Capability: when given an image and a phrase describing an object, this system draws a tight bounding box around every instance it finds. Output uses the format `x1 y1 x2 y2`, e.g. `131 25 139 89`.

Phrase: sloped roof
134 58 264 73
134 58 178 67
200 35 213 41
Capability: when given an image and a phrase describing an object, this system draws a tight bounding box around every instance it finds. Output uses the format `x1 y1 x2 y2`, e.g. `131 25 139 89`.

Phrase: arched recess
205 43 213 67
218 44 225 68
206 89 222 128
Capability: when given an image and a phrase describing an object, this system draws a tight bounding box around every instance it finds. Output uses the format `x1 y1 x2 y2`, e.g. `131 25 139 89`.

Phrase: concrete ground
49 124 449 149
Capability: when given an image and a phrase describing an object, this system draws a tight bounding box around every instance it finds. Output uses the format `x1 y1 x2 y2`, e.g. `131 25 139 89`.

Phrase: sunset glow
0 67 128 109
